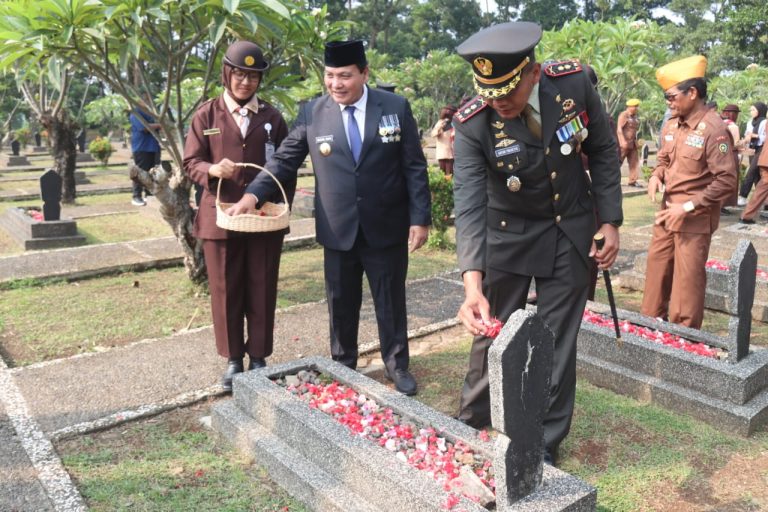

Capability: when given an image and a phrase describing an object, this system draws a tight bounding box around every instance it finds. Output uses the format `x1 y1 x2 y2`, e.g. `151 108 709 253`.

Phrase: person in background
737 102 767 206
183 40 291 392
617 98 642 187
451 22 622 466
129 100 161 206
227 40 432 396
739 134 768 224
641 56 737 329
430 105 457 175
720 104 742 214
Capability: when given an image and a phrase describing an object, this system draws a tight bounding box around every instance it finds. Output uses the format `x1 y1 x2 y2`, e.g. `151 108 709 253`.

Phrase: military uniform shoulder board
454 95 488 124
544 60 583 78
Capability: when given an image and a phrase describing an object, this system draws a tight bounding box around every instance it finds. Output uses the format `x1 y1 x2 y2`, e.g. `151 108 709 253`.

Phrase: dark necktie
345 105 362 163
522 104 542 140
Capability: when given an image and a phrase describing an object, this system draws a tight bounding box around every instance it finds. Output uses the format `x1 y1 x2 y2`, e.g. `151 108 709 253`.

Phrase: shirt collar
527 83 541 114
677 103 708 129
223 90 260 114
338 85 368 114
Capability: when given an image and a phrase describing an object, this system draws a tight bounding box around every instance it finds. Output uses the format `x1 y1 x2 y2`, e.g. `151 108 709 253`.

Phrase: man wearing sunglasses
641 56 737 328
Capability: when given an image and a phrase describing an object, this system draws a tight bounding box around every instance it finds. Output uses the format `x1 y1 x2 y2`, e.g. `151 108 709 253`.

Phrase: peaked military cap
377 81 396 93
224 41 269 71
457 21 542 99
325 40 367 68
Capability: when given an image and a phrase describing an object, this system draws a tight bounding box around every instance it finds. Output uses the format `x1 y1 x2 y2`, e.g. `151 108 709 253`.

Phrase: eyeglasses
232 69 261 82
664 90 688 102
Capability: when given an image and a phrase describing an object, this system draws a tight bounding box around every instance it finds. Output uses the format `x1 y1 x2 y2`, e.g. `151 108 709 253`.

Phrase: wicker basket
215 163 290 232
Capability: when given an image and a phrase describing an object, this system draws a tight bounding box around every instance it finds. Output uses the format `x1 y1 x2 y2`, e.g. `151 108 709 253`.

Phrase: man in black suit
452 22 623 465
228 40 432 395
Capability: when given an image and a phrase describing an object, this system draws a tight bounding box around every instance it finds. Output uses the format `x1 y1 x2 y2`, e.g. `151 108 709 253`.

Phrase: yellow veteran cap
626 98 640 107
656 55 707 91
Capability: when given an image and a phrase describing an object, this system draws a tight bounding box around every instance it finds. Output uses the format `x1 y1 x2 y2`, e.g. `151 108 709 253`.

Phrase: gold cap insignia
474 57 493 76
244 55 255 66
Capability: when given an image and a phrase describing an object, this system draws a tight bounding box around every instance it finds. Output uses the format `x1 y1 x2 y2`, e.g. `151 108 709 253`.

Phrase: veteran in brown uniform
617 98 642 186
641 56 737 329
452 22 623 466
184 41 291 391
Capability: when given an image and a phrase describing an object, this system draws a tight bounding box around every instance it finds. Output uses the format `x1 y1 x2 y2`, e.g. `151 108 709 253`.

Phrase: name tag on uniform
203 128 221 136
265 142 275 161
315 135 334 144
665 134 674 141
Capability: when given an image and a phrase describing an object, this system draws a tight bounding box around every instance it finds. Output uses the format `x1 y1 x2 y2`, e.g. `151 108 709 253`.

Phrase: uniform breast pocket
493 141 528 174
679 143 704 161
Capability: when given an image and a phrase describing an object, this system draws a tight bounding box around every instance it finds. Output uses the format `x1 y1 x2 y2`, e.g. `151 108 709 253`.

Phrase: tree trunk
42 111 78 204
129 161 207 284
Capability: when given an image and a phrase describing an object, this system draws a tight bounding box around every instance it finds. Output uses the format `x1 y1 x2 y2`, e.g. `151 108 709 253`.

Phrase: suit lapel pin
319 142 331 156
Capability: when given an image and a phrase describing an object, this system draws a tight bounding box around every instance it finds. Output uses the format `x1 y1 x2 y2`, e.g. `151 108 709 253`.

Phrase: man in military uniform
641 56 737 328
617 98 642 187
452 22 623 466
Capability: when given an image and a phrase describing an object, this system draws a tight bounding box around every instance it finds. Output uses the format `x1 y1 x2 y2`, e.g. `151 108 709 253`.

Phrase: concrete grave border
212 356 596 511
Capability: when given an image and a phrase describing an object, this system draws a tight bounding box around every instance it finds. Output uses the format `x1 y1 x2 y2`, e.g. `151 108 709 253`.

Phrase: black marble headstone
11 139 20 156
34 132 41 147
728 240 757 362
77 130 86 152
40 169 62 221
488 310 554 505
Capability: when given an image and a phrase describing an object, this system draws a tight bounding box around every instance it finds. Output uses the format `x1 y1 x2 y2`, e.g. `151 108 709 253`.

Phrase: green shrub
427 166 454 249
14 127 32 147
88 137 114 165
641 165 654 182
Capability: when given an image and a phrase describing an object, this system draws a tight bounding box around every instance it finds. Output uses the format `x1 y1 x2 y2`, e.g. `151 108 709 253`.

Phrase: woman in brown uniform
184 41 291 391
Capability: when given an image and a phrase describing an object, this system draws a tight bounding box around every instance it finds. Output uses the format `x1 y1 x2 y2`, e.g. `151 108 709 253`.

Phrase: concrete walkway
0 215 467 511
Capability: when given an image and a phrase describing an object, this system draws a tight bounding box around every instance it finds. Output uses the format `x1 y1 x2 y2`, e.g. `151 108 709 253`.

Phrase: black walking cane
594 233 622 346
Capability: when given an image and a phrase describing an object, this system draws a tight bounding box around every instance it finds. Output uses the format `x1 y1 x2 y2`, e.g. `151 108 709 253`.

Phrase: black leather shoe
248 357 266 370
385 368 418 396
221 358 244 393
740 218 756 224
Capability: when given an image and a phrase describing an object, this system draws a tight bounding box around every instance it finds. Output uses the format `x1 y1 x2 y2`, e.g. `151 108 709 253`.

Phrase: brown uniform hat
457 21 542 99
722 104 740 112
325 40 367 68
223 41 269 72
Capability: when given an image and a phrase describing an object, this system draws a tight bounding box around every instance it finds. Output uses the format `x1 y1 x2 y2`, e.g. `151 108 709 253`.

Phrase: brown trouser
203 232 284 359
620 147 640 184
742 167 768 220
641 225 711 329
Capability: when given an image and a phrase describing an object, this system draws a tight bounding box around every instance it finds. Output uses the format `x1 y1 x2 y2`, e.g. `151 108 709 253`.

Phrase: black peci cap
457 21 542 99
223 41 269 72
325 40 367 68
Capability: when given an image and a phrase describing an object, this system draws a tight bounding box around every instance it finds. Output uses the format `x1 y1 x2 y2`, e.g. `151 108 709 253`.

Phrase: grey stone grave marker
40 169 62 221
489 310 554 507
725 239 756 362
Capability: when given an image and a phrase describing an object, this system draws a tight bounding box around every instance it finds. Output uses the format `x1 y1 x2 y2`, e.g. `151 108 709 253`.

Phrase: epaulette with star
454 95 488 124
544 60 583 78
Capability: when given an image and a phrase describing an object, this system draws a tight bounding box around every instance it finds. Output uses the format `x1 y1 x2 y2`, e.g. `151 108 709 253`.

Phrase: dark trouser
739 146 763 198
323 230 409 373
203 233 284 359
132 151 159 198
458 231 589 451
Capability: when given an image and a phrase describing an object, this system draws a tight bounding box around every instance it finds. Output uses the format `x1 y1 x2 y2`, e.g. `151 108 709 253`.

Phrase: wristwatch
683 200 695 213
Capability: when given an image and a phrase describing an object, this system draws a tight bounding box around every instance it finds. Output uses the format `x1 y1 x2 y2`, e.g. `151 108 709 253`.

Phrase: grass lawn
77 213 171 245
0 246 456 366
57 329 768 511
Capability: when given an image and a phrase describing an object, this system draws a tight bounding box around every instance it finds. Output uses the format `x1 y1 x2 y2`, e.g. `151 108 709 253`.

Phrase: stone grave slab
0 154 31 167
1 208 85 250
213 353 595 511
578 302 768 436
75 152 94 163
621 241 768 322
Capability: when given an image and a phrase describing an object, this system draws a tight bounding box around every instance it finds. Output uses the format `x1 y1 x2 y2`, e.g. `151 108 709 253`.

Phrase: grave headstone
39 169 62 221
11 139 20 156
34 132 41 147
488 309 554 507
77 130 86 153
727 240 757 362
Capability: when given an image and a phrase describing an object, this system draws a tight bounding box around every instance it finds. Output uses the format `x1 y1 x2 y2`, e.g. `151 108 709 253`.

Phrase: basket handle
215 163 290 207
